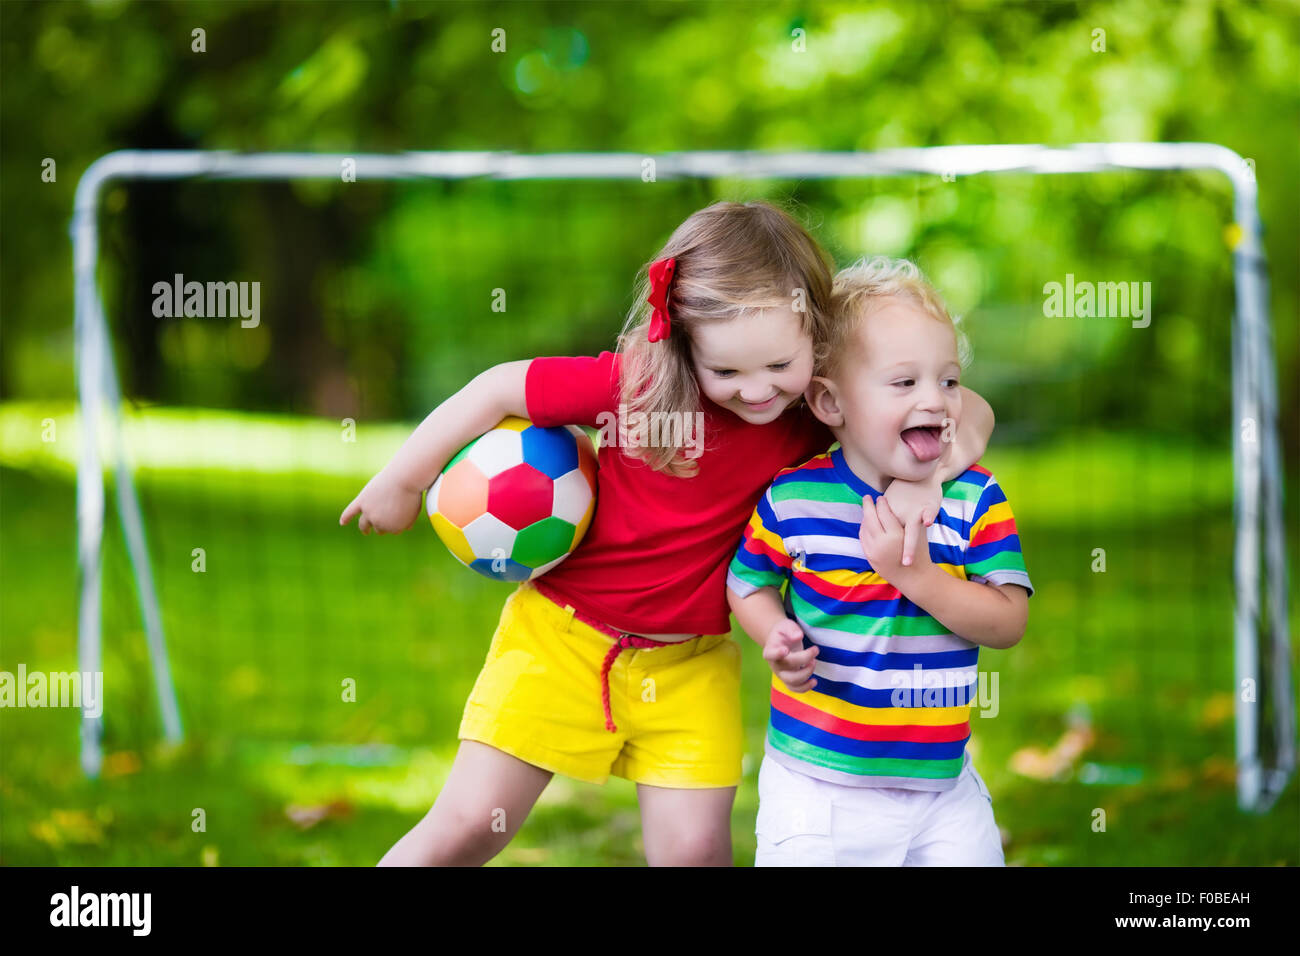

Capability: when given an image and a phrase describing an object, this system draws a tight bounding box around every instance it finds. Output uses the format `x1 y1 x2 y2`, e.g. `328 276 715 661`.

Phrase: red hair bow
646 257 676 343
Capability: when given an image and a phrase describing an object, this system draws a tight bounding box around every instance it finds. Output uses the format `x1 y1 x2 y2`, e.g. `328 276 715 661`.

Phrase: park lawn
1 412 1296 866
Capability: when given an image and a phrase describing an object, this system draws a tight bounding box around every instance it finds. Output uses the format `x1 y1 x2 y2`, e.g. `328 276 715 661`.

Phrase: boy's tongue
901 426 943 462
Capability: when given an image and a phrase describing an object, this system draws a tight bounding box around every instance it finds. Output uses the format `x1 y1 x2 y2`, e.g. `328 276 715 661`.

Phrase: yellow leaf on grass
284 798 354 830
30 809 105 847
103 751 142 777
1199 756 1236 786
1009 725 1095 781
1198 692 1234 729
509 846 550 864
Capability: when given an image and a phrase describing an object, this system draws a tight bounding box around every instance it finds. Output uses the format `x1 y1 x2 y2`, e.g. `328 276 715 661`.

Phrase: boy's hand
861 495 931 585
339 469 425 535
762 618 819 693
882 478 940 567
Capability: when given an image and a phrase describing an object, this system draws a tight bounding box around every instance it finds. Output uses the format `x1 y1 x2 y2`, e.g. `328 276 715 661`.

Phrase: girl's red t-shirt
525 351 833 635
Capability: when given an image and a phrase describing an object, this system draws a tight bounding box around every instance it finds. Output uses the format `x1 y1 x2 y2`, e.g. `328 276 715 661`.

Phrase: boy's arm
727 585 820 694
860 495 1028 650
727 495 819 693
893 575 1028 650
728 585 789 649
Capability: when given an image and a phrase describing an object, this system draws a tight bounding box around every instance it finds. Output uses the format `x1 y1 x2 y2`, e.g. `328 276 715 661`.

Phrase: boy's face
811 296 962 489
690 305 814 425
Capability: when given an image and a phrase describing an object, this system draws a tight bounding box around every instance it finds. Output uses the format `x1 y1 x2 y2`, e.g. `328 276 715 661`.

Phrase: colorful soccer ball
426 416 598 582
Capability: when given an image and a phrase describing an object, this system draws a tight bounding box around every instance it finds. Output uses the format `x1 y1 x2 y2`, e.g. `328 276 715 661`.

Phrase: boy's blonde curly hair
821 256 972 378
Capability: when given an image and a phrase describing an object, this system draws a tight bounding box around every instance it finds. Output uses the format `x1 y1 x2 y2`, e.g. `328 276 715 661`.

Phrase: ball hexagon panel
551 468 595 525
466 428 524 479
577 440 598 488
462 512 518 561
512 515 578 568
487 463 554 530
530 553 570 579
520 425 579 479
430 512 476 567
426 472 443 514
495 416 532 434
471 556 534 582
571 426 597 455
570 497 596 550
444 440 475 474
435 458 489 528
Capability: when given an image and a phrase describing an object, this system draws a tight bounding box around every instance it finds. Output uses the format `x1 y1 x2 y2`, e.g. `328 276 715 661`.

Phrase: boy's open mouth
901 425 944 462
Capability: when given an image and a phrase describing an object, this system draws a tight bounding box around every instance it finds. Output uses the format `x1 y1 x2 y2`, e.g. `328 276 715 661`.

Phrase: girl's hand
339 469 425 535
860 495 931 585
882 478 940 567
762 618 819 693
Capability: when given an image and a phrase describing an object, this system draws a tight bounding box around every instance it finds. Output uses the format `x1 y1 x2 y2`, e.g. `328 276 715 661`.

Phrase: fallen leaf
1198 692 1235 729
102 751 142 777
30 809 105 847
284 798 354 830
1199 756 1236 786
1009 724 1095 781
509 846 550 863
1158 768 1194 790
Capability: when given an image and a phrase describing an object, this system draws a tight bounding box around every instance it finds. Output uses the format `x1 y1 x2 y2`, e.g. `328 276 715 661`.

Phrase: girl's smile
689 305 814 425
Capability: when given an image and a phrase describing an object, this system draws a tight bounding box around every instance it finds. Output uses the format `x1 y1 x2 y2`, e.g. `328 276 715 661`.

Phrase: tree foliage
2 0 1295 451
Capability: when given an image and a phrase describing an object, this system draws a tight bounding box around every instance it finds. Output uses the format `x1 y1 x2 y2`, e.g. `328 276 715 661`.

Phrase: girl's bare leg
637 784 736 866
378 740 553 866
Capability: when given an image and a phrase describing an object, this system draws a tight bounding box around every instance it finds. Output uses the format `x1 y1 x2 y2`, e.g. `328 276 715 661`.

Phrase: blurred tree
1 0 1295 455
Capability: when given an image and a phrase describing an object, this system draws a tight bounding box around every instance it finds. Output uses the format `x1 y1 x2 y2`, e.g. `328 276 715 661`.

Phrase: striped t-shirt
727 446 1032 791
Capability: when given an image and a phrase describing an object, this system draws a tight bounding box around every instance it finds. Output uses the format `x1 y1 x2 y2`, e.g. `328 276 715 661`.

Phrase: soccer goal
70 145 1292 813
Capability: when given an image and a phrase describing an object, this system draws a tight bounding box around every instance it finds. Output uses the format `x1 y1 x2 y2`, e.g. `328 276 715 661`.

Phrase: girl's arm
339 360 532 534
944 386 993 482
884 385 994 565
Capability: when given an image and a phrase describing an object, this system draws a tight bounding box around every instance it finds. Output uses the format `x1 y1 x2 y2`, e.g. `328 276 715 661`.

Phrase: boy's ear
806 376 845 428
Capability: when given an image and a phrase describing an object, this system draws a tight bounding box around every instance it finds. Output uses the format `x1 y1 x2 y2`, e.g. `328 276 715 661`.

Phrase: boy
726 256 1032 866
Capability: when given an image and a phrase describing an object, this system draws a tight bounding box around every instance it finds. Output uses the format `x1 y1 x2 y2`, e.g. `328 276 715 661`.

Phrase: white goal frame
71 145 1293 812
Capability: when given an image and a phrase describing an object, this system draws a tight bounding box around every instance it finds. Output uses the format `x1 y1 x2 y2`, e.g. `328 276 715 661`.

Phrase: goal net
61 146 1292 813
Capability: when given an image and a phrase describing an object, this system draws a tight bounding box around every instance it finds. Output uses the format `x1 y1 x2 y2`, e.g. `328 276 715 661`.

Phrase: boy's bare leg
638 784 736 866
378 740 553 866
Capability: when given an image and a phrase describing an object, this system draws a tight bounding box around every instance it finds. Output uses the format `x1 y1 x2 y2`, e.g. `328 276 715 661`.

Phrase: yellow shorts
459 582 743 788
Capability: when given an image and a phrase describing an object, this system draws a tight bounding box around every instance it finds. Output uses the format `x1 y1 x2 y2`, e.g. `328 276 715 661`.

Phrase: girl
339 200 994 866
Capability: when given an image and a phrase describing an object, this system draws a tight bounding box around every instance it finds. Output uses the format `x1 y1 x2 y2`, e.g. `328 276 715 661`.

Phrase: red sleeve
525 351 621 427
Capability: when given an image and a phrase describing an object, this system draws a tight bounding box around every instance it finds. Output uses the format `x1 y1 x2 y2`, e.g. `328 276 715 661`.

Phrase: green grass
1 407 1296 866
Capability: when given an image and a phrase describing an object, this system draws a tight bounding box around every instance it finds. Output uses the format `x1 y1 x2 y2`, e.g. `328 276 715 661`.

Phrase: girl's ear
807 376 845 427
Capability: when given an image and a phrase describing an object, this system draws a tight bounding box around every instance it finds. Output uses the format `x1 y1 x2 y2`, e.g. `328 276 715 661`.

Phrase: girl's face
689 305 815 425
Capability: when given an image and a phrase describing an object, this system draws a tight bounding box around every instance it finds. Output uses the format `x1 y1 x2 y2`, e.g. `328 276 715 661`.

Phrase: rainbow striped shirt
727 447 1032 791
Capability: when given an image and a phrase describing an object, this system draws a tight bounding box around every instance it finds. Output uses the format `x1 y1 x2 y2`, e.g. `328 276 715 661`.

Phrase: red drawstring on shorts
533 579 697 734
597 634 677 733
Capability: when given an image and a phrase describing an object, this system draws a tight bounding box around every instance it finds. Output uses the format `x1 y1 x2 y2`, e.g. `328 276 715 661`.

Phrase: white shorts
754 752 1005 866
